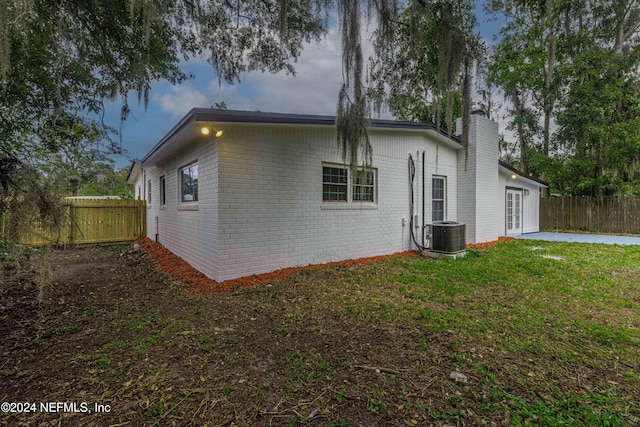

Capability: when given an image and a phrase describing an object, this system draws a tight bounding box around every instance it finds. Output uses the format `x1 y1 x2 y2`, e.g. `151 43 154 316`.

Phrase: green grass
271 239 640 425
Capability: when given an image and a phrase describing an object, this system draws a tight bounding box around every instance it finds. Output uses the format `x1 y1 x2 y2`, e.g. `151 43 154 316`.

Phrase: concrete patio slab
516 232 640 245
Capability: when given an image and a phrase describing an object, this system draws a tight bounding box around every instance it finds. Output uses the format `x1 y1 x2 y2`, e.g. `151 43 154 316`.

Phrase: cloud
153 82 210 118
150 22 366 118
232 28 344 115
118 15 508 168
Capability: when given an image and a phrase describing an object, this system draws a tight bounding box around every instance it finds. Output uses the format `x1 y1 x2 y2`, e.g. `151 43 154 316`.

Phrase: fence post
141 200 147 238
68 202 74 247
586 197 591 231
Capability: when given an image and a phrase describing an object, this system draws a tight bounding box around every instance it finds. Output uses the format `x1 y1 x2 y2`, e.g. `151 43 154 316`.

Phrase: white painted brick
456 114 502 244
141 123 463 281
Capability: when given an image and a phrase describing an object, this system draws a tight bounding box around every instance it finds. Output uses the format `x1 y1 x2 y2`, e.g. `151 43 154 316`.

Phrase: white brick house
128 109 546 282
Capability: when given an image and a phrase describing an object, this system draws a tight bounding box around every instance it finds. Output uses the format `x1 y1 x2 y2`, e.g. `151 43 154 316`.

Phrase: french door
506 188 523 235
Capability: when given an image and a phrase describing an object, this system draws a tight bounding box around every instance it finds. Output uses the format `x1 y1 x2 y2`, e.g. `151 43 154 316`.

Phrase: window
147 180 152 204
159 176 166 206
353 169 375 202
180 163 198 202
322 166 348 202
322 165 376 203
432 176 446 221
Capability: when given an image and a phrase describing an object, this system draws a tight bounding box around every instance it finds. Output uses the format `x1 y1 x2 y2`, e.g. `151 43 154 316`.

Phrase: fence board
540 196 640 234
3 198 146 246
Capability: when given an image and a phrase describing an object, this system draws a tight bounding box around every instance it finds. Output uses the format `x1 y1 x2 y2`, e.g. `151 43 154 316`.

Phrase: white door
506 189 523 235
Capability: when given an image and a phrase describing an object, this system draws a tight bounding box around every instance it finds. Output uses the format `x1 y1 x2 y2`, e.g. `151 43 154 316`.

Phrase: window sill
177 204 199 211
321 203 378 210
159 206 166 211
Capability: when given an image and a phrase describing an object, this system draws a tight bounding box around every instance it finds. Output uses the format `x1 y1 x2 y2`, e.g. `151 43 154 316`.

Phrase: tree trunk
511 88 529 174
543 0 556 157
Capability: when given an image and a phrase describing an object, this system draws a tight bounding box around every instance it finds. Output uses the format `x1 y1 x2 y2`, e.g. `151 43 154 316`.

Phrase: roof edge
141 108 199 164
126 160 142 184
141 108 462 164
499 160 548 187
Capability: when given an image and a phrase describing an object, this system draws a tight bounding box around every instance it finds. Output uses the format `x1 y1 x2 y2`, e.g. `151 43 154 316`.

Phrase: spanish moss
336 0 371 169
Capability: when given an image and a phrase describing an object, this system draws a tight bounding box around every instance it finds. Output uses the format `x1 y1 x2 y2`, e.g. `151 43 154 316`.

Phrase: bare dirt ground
1 248 182 425
2 247 448 426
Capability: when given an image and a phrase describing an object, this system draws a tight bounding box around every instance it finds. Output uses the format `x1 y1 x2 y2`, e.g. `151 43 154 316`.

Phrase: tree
1 0 329 158
2 0 488 209
489 0 640 196
488 0 563 174
368 0 483 145
368 1 482 135
555 11 640 196
553 0 640 196
0 1 305 247
78 166 133 198
0 0 329 239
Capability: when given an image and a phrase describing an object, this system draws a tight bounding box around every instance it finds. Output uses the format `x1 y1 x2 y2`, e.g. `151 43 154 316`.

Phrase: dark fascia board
499 160 548 187
141 108 462 164
191 108 461 137
126 159 141 184
141 108 200 164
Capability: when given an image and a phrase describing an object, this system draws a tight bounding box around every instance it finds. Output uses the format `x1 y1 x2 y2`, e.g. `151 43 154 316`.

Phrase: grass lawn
2 239 639 426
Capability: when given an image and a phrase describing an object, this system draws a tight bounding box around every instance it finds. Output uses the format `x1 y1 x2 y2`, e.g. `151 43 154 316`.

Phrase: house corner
456 112 502 244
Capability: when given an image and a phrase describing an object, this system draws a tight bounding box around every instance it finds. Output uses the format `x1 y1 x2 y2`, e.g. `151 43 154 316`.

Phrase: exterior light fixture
511 174 517 179
200 126 223 138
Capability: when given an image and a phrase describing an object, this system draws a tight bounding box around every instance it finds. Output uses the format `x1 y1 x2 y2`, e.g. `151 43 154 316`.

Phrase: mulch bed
466 236 515 249
134 236 514 295
134 237 418 294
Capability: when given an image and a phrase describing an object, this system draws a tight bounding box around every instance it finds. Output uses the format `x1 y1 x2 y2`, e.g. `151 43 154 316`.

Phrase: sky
110 3 505 169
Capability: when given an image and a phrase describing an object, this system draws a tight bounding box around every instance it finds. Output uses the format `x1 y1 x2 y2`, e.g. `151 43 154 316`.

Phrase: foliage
9 0 639 199
369 0 484 137
336 0 372 169
1 161 67 244
334 0 488 170
1 0 496 205
77 166 134 199
489 0 640 195
488 0 561 174
0 235 31 263
0 0 330 235
555 39 640 196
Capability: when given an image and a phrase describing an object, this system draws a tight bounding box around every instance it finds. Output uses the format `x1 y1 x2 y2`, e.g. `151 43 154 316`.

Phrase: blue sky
110 4 504 169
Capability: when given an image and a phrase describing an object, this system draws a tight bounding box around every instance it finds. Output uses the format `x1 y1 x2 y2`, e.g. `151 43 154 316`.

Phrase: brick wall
141 137 221 280
456 114 502 244
215 124 460 281
142 123 461 282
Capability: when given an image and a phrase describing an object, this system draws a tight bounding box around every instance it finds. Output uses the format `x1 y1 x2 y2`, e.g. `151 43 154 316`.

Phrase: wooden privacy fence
2 198 146 246
540 196 640 234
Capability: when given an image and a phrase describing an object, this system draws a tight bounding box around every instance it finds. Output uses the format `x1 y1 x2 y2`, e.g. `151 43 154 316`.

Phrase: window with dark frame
322 166 348 202
432 176 445 221
180 163 198 203
352 169 375 202
147 180 151 204
322 164 376 203
159 176 166 206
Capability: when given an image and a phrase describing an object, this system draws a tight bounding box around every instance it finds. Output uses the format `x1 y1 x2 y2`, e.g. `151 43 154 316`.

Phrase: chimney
455 113 502 244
